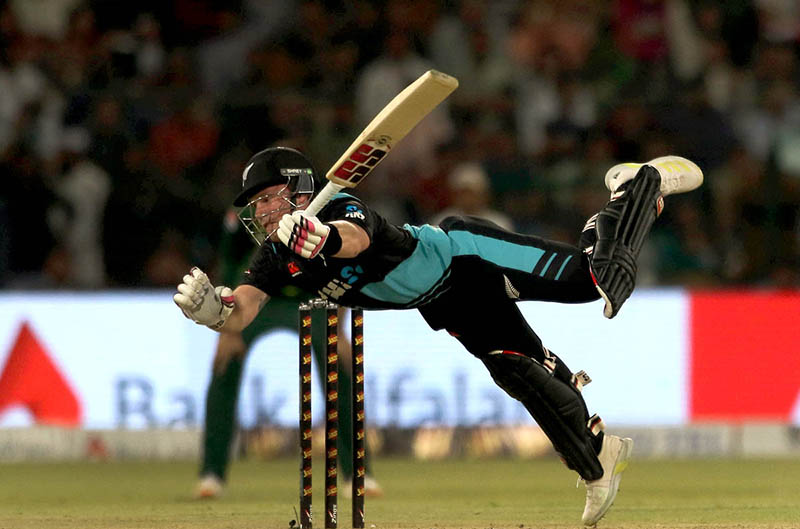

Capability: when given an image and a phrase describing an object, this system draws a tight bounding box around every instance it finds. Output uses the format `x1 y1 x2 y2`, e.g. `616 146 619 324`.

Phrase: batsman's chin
265 227 281 243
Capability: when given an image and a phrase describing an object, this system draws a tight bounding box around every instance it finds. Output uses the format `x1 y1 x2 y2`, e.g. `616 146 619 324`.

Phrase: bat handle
303 182 344 217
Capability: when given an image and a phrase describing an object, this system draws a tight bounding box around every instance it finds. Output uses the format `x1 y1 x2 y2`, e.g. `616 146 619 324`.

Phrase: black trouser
418 215 599 342
418 216 606 479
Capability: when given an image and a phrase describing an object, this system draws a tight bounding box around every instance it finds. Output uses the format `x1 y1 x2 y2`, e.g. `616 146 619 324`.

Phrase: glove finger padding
176 283 199 303
190 266 209 288
173 292 193 311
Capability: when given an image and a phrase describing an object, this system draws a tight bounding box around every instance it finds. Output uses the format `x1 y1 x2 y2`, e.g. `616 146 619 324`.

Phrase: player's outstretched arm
223 284 270 333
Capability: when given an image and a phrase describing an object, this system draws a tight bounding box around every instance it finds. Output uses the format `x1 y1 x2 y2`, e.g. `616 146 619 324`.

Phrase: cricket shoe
340 475 384 499
604 156 703 196
194 474 223 499
581 434 633 526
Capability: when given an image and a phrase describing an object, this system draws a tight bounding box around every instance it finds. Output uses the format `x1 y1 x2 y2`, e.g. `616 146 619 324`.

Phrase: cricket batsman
175 146 702 525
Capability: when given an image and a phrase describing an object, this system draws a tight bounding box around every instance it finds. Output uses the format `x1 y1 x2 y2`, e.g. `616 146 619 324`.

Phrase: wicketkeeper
174 146 703 525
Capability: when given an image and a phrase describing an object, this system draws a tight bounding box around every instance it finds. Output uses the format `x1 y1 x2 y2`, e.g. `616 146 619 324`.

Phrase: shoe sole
583 438 634 527
648 156 703 196
605 157 703 196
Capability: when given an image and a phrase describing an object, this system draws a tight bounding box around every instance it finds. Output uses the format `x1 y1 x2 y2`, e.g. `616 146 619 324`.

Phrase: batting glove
173 267 234 330
277 211 341 259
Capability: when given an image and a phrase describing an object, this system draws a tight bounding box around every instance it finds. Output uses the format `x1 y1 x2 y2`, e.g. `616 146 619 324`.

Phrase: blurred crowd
1 0 799 290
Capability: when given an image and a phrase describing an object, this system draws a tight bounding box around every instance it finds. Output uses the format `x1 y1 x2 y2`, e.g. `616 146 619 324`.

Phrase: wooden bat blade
325 70 458 188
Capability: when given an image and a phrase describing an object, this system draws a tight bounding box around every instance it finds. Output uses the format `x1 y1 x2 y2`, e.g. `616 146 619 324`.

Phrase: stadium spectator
50 127 110 288
430 161 514 231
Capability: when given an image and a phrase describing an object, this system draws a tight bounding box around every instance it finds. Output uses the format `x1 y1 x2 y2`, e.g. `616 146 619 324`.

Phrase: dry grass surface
0 457 798 528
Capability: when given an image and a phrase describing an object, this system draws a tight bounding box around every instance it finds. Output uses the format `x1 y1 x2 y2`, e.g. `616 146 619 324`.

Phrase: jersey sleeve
320 195 377 239
240 243 290 296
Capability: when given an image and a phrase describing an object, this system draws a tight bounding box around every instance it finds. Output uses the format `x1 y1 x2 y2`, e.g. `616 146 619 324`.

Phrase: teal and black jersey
242 193 422 309
242 193 598 311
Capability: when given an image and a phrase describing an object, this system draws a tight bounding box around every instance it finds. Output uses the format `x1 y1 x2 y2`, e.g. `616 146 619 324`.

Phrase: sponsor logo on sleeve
288 262 302 277
344 204 365 220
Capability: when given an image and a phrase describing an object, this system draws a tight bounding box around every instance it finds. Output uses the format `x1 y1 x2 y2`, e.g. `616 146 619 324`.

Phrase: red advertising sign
0 322 82 426
690 291 800 422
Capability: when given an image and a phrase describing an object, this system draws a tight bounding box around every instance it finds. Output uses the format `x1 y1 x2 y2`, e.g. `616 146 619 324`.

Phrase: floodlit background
2 0 800 290
0 2 799 527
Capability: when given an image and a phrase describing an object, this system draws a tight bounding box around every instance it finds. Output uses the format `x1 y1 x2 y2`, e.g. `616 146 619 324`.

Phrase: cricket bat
303 70 459 217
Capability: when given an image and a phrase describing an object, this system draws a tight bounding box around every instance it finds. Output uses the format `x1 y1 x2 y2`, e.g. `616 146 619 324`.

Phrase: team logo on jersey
288 261 302 277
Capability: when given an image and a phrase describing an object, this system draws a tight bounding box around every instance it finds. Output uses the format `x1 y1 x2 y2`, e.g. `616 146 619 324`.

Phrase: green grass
0 458 798 528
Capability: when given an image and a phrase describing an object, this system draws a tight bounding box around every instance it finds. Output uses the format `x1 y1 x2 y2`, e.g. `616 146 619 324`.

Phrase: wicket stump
298 300 366 529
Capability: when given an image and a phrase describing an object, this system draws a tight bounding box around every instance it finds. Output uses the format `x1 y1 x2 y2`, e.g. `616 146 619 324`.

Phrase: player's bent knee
481 351 603 480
